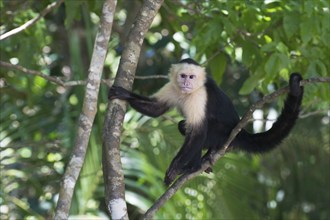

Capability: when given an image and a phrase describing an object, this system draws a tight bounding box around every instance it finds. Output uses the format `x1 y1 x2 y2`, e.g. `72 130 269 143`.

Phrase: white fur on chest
153 83 207 126
179 88 207 125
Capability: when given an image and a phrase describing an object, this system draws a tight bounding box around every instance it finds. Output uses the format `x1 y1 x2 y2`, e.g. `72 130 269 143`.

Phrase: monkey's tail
235 73 304 153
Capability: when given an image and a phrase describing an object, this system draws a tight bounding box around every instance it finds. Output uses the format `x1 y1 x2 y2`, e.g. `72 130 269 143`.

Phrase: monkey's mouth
181 86 193 93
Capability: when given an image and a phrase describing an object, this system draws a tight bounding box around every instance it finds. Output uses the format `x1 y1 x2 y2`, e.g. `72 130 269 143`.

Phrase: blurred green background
0 0 329 219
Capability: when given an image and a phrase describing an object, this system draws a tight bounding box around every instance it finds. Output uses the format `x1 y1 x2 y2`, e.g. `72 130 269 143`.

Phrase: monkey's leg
165 128 206 185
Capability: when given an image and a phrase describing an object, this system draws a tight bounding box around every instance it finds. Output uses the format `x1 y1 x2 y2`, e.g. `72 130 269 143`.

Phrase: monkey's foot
164 168 179 186
204 167 213 173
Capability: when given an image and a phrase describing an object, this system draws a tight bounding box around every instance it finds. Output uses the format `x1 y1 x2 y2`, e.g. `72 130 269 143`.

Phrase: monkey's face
177 73 198 93
170 63 206 94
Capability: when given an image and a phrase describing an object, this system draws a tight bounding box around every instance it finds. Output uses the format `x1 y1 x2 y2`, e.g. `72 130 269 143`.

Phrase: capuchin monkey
108 58 304 186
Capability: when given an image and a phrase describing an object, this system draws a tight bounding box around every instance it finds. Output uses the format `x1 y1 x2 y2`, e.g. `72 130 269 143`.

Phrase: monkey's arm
108 86 170 117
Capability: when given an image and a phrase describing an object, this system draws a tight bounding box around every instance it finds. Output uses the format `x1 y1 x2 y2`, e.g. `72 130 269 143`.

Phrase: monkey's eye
180 74 187 79
189 75 196 79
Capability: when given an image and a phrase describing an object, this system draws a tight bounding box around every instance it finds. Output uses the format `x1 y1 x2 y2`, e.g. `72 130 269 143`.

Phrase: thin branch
135 75 168 80
0 61 166 88
0 60 96 86
299 110 329 119
0 61 65 86
54 0 117 219
0 0 64 41
144 77 330 219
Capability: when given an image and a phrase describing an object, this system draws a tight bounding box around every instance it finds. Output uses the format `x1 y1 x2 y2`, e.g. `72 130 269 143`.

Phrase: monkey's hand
164 165 179 186
165 159 204 186
178 120 186 136
201 155 213 174
164 159 185 186
289 73 303 97
108 86 132 100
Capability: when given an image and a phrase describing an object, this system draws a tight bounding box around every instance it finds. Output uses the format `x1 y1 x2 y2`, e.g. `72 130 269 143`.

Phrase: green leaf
209 52 227 84
222 19 235 36
239 69 264 95
64 1 83 28
307 60 328 76
283 13 300 39
315 60 327 76
260 42 277 52
300 16 315 44
265 53 280 75
276 42 289 54
264 53 289 83
242 42 258 66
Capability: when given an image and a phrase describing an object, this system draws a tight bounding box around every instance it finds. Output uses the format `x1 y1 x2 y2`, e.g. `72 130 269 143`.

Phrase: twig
299 110 329 119
135 75 168 79
0 61 65 86
0 61 166 87
0 60 96 86
0 0 64 41
144 76 330 219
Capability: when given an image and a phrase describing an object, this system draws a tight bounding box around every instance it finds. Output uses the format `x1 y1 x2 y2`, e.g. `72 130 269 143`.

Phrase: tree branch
0 61 66 86
54 0 117 219
144 76 330 219
0 60 166 88
135 75 168 80
0 0 64 41
102 0 163 219
299 109 329 119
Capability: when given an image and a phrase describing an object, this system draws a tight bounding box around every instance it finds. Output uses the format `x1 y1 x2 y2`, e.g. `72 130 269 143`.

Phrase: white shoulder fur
153 84 207 126
179 87 207 126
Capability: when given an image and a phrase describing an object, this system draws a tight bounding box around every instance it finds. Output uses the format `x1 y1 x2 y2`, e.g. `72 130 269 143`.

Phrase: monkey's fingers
204 167 213 173
164 168 178 186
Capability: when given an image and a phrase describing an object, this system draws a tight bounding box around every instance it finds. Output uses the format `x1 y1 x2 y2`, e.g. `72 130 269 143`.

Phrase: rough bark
102 0 163 219
54 0 117 219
